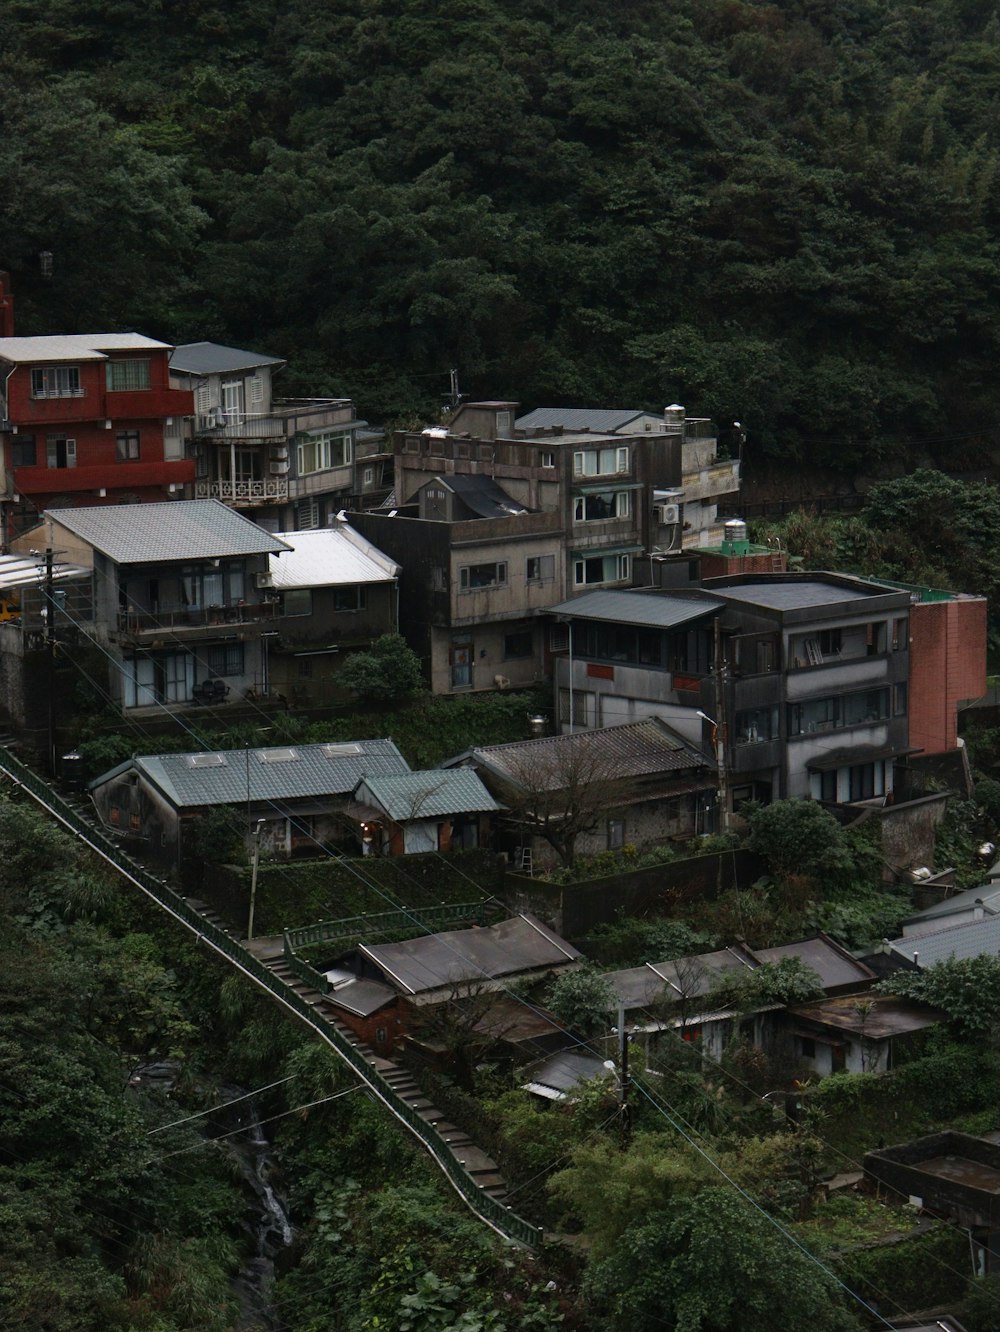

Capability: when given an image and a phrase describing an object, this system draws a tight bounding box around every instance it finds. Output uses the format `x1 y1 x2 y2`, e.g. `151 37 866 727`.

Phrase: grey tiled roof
357 770 499 821
47 500 291 564
169 341 285 375
103 738 411 808
360 914 580 995
546 589 722 628
889 914 1000 966
516 407 650 433
456 718 710 789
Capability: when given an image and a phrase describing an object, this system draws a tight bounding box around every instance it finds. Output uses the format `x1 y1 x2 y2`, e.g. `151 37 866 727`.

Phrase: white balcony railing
194 478 288 504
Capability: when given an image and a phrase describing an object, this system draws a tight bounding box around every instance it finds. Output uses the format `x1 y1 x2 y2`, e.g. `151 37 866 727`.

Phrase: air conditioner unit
269 446 289 461
255 571 275 589
269 460 289 475
653 503 681 526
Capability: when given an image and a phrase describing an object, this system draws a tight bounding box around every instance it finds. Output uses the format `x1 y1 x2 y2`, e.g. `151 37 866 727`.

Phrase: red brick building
0 312 194 536
907 589 988 755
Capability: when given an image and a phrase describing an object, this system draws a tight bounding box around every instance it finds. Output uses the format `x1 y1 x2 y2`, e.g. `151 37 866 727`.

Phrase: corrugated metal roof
357 770 499 821
0 333 171 363
516 407 651 433
0 553 90 592
904 885 1000 928
459 718 710 788
889 914 1000 967
360 914 580 995
788 994 941 1040
169 341 285 375
712 579 882 610
754 936 875 990
546 589 722 628
268 526 399 589
522 1051 611 1100
606 946 757 1010
46 500 291 564
103 738 411 808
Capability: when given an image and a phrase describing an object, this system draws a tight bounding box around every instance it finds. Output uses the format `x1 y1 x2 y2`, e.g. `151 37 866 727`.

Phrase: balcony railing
117 601 279 635
194 478 288 504
195 399 351 440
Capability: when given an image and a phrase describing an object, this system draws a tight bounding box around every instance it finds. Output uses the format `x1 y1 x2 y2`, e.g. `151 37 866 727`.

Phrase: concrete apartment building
350 400 683 693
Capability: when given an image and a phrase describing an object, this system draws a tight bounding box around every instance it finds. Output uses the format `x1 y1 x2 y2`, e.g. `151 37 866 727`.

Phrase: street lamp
247 819 266 942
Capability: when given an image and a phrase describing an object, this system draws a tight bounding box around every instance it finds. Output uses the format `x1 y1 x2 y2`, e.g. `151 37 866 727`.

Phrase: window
31 365 81 398
249 373 264 406
459 561 507 590
892 617 908 650
798 1036 816 1059
105 359 150 391
866 621 888 655
734 706 778 744
363 466 375 485
574 490 630 522
550 623 569 652
195 383 211 415
573 553 630 586
11 436 36 467
283 589 312 617
607 818 625 850
129 811 142 832
297 430 352 475
298 499 319 530
893 682 908 717
46 435 76 469
115 430 140 461
539 451 555 468
333 586 366 612
573 446 629 477
503 630 533 659
558 687 597 727
819 628 842 656
221 379 243 419
787 687 890 736
204 643 244 677
526 554 555 583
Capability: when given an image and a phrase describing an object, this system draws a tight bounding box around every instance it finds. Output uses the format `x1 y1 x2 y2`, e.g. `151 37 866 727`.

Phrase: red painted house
0 310 194 536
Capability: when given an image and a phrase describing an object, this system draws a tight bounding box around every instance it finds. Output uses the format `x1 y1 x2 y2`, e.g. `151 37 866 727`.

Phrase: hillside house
320 913 581 1054
0 329 194 536
443 717 717 868
169 341 380 529
350 769 500 854
11 501 290 711
87 736 412 866
264 521 400 707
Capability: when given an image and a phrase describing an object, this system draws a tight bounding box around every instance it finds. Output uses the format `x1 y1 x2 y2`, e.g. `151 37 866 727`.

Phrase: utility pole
45 547 56 775
617 1000 632 1144
247 819 265 942
712 617 731 833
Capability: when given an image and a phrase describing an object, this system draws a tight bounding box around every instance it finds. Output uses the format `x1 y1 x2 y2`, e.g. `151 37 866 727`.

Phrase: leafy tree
878 954 1000 1039
545 966 615 1036
709 957 825 1013
548 1134 707 1260
745 799 856 883
584 1187 863 1332
338 633 425 704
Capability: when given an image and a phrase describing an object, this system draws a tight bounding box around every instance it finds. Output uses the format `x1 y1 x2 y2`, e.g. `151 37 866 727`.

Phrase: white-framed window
526 554 555 583
115 430 141 462
106 359 150 391
363 466 375 485
297 430 352 475
573 553 630 586
221 379 243 419
459 561 507 591
539 450 555 468
249 373 265 406
574 490 630 522
163 417 183 461
31 365 82 398
572 446 629 477
195 383 211 415
558 687 597 728
298 498 319 530
46 435 77 469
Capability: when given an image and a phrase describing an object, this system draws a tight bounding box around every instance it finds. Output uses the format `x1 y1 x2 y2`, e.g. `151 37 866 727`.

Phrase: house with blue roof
351 768 500 855
88 737 412 866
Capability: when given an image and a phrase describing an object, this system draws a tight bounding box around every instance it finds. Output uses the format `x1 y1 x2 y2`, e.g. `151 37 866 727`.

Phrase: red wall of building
908 597 987 755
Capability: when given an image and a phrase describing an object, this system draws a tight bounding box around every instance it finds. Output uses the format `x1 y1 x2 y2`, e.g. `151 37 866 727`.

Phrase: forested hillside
4 0 1000 466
